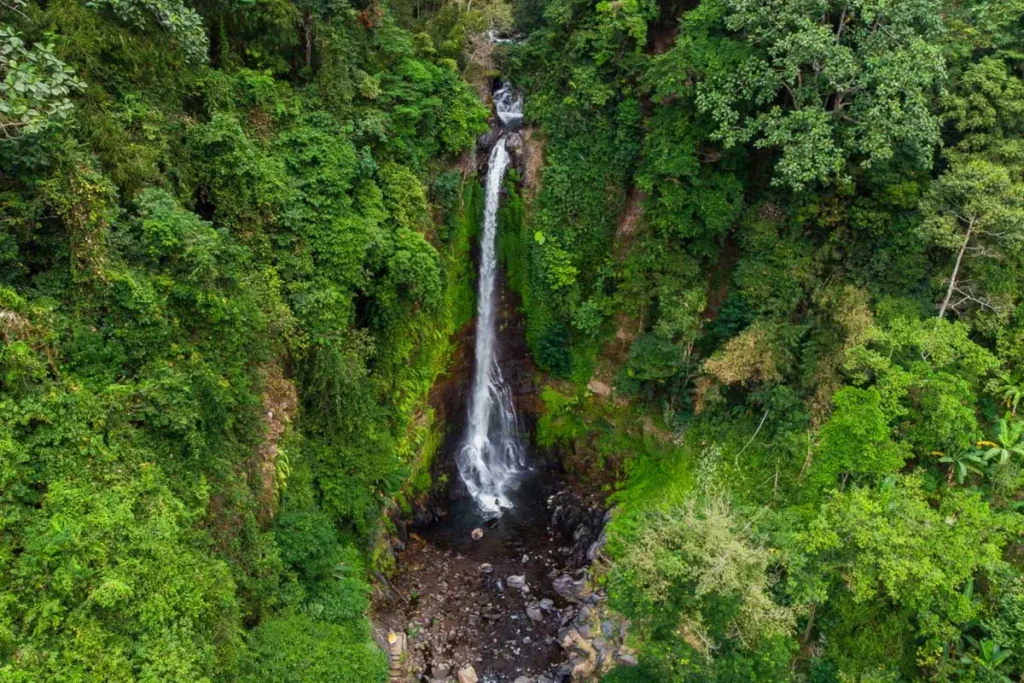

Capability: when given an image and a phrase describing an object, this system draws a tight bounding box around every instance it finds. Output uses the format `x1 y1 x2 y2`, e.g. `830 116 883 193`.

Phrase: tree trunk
802 602 816 645
938 220 974 319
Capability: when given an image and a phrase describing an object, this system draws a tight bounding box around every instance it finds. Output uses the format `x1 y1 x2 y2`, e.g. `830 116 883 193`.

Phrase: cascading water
457 84 526 515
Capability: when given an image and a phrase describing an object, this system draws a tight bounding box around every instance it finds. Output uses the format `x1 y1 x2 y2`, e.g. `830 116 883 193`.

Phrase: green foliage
689 0 945 190
85 0 209 63
608 495 797 682
0 0 486 677
242 612 388 683
797 475 1021 675
512 0 1024 680
808 386 909 492
0 26 85 140
920 158 1024 321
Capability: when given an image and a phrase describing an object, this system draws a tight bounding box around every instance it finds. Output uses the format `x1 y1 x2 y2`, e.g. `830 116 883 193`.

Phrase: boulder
552 574 590 603
506 574 527 590
457 665 479 683
505 132 524 152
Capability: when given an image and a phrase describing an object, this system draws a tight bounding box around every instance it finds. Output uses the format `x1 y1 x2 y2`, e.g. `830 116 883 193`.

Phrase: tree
938 447 988 484
798 475 1020 676
976 417 1024 466
683 0 946 190
608 496 797 680
809 386 909 490
0 26 85 140
84 0 209 63
920 159 1024 319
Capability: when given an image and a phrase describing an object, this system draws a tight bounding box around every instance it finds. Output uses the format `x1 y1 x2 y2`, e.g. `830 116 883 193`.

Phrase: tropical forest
1 0 1024 680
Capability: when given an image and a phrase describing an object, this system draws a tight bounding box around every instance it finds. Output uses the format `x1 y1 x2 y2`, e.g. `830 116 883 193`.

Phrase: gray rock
586 529 608 562
477 129 500 150
552 574 589 603
479 563 493 574
513 678 531 683
601 620 615 638
431 663 450 679
506 574 527 590
526 606 543 622
539 598 554 611
617 653 639 666
505 132 523 152
457 665 479 683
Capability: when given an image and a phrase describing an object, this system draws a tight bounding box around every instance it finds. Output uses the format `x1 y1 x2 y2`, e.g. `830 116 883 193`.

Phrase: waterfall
457 84 526 515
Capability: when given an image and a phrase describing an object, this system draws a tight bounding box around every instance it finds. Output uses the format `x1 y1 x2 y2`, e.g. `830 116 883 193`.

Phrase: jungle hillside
2 0 1024 681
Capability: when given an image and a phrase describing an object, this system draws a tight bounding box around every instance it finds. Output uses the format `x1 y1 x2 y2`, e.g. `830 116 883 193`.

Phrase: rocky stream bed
372 482 635 683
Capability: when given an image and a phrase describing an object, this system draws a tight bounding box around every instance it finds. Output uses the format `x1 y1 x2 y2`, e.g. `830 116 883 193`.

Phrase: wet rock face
548 491 608 569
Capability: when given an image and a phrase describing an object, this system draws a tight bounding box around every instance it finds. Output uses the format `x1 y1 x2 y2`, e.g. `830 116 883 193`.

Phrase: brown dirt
253 363 297 522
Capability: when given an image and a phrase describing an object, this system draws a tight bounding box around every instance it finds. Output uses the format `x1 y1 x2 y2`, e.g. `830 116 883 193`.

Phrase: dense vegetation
504 0 1024 680
0 0 502 678
3 0 1024 680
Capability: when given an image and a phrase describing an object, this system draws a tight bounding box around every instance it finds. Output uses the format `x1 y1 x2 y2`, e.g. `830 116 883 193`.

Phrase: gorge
3 0 1024 681
372 80 620 683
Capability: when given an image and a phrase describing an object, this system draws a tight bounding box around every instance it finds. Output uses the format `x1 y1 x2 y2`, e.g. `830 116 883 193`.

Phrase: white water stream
457 84 526 514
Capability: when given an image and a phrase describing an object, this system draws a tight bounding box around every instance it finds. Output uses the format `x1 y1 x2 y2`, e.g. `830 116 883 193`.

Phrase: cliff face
416 263 543 525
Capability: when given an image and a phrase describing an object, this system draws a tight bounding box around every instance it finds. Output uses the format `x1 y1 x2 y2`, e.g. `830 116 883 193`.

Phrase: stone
586 529 608 562
587 378 612 397
617 653 639 666
552 574 590 603
526 606 543 622
457 665 479 683
514 677 531 683
572 655 596 679
431 663 451 679
479 562 493 574
505 132 523 151
539 598 554 611
521 554 530 564
601 620 615 638
506 574 527 590
471 528 484 541
477 129 500 150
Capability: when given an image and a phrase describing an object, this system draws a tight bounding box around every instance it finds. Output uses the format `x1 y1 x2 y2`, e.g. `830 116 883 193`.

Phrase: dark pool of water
423 463 563 559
